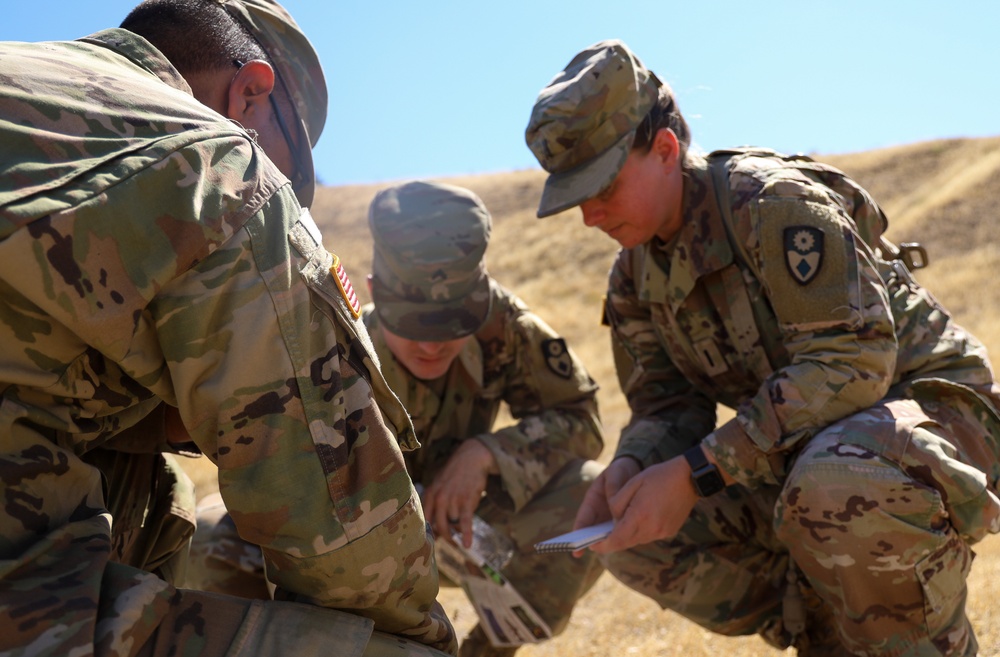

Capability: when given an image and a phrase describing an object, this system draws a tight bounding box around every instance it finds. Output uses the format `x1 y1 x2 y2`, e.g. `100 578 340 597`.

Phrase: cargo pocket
915 530 972 640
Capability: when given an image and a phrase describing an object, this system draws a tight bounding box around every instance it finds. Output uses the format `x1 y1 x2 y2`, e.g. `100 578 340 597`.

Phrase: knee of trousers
775 419 1000 550
774 437 951 553
773 434 981 657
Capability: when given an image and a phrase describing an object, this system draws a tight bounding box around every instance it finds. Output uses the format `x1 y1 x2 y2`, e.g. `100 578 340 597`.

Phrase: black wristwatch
683 445 726 497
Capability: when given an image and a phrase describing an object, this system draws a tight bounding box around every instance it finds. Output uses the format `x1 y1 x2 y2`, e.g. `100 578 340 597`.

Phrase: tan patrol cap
369 181 493 342
216 0 327 207
525 39 661 218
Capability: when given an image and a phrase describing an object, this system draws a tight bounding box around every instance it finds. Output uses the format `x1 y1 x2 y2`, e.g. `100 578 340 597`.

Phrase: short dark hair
120 0 269 74
631 86 692 161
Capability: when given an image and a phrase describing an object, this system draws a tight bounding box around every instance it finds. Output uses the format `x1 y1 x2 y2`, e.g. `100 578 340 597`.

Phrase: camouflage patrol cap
369 182 493 342
525 39 661 218
216 0 327 206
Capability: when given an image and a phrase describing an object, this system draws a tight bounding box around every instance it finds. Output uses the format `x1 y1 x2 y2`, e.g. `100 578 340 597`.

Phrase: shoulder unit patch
784 226 824 285
541 338 573 379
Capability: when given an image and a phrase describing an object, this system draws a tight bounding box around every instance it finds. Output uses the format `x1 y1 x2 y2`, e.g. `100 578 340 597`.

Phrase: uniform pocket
915 531 972 639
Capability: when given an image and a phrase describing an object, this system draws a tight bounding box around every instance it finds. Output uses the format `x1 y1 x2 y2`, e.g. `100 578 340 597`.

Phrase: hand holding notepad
534 520 615 553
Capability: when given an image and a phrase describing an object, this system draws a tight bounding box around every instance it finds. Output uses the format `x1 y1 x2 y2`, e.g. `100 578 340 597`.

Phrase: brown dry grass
180 136 1000 655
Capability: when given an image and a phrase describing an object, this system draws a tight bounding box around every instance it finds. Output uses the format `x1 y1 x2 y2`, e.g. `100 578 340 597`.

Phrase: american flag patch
331 255 360 319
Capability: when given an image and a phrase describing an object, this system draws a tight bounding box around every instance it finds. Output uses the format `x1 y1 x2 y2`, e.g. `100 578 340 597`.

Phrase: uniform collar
78 28 193 97
636 152 734 315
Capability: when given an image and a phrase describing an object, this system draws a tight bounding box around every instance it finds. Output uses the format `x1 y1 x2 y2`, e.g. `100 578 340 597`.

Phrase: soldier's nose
580 200 604 228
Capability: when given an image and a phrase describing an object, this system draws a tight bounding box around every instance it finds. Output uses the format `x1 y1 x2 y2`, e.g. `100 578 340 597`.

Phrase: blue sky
4 1 998 187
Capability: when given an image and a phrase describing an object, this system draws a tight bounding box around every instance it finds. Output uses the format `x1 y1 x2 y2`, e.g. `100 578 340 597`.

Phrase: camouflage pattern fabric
366 283 606 651
184 281 606 652
604 149 1000 656
368 181 493 341
0 30 455 656
525 39 662 218
185 492 272 600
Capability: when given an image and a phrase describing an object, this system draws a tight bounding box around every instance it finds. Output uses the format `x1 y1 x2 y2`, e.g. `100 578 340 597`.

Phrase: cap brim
536 130 634 218
372 276 493 342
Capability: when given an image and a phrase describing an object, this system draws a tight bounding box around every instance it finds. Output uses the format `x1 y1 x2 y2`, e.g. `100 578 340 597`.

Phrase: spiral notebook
533 520 615 553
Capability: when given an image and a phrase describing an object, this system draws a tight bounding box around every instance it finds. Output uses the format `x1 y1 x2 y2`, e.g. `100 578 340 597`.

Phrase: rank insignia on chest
784 226 824 285
541 338 573 379
330 254 361 319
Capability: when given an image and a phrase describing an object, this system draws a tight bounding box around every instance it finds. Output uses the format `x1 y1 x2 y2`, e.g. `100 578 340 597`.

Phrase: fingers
573 478 611 530
604 457 642 496
423 480 476 545
458 509 474 549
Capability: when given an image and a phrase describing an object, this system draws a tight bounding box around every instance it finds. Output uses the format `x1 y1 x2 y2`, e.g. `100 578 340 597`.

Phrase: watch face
693 468 726 497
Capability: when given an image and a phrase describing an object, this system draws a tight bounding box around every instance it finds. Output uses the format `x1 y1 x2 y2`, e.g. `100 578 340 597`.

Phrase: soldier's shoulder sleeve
749 176 866 332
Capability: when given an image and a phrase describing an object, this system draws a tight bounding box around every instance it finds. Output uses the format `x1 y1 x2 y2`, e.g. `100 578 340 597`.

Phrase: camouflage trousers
0 440 451 657
605 384 1000 657
185 459 605 657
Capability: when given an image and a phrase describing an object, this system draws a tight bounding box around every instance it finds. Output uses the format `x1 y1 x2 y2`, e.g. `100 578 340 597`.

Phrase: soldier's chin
406 357 451 381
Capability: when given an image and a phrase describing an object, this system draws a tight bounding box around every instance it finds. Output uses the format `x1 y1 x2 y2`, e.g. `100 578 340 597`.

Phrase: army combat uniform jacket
365 280 605 649
610 150 1000 495
0 30 454 655
365 281 603 510
604 149 1000 655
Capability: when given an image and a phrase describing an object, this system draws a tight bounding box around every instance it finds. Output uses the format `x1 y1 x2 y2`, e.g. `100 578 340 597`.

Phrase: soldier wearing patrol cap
525 40 1000 656
0 1 456 656
365 181 606 657
183 181 607 656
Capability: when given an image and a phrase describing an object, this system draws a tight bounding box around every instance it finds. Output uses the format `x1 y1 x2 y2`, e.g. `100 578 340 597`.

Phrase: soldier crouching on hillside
0 1 456 655
186 181 606 657
523 40 1000 656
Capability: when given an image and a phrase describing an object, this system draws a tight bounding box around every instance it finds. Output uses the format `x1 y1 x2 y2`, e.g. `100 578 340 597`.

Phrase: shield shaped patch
784 226 824 285
541 338 573 379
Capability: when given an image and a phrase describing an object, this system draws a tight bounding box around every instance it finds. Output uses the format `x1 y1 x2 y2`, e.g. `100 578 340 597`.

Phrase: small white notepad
533 520 615 553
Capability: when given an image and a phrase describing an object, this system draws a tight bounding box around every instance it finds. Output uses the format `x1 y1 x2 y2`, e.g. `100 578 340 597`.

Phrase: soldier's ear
226 60 276 124
652 128 681 173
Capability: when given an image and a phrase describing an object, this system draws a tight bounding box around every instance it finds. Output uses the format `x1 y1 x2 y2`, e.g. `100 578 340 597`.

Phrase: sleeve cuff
702 418 781 489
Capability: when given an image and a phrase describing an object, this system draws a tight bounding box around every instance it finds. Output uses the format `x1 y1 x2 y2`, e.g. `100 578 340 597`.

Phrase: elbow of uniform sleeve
264 495 455 651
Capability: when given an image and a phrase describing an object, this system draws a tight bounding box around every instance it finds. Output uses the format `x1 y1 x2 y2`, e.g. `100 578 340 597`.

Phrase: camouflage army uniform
600 148 1000 656
524 40 1000 657
365 181 606 656
0 22 456 657
366 279 605 657
183 181 606 655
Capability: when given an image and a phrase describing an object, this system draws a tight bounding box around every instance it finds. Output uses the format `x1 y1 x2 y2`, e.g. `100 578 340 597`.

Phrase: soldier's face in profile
578 129 682 249
380 326 472 381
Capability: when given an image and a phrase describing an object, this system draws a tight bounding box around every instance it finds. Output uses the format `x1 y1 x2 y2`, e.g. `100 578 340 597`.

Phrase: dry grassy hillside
184 136 1000 655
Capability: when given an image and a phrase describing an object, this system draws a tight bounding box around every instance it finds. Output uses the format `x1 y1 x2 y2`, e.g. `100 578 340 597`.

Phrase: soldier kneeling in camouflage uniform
187 181 607 656
0 1 456 655
522 40 1000 657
